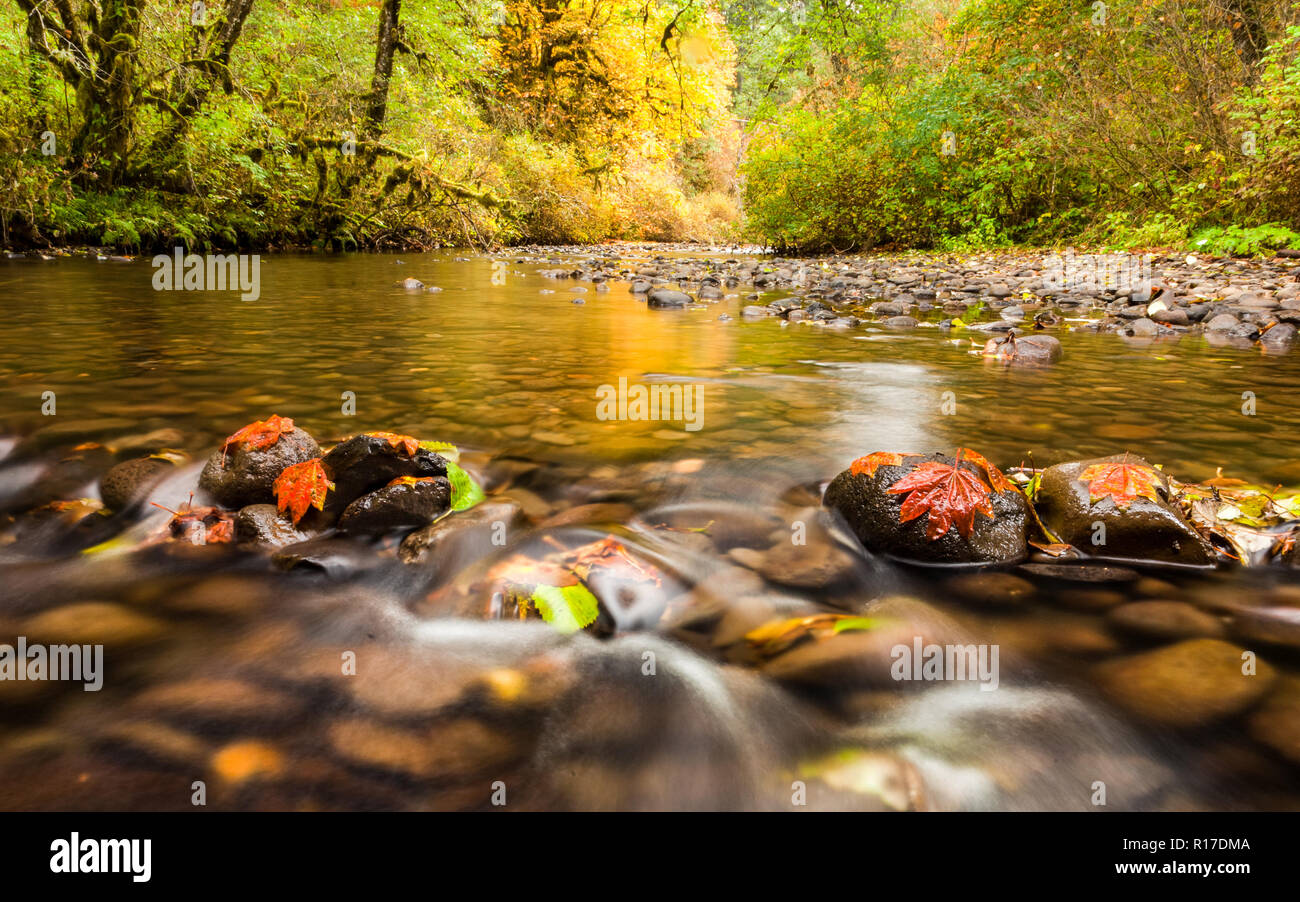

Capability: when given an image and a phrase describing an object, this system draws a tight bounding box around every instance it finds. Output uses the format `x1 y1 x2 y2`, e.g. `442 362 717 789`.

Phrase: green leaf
529 583 600 634
445 460 484 512
419 440 460 463
832 616 880 634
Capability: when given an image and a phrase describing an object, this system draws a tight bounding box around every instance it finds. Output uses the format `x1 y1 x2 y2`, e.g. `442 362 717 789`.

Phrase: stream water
1 249 1298 811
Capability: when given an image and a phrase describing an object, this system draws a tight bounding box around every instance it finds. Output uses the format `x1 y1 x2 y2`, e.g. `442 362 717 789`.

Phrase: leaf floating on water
745 613 883 656
273 458 333 525
1078 455 1161 510
220 414 295 466
529 583 600 634
832 616 880 634
887 449 997 540
366 431 420 457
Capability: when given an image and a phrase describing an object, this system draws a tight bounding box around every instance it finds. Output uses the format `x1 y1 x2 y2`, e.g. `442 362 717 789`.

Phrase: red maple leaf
887 450 997 540
366 431 420 457
221 415 295 466
273 458 334 525
850 451 916 478
1078 455 1161 510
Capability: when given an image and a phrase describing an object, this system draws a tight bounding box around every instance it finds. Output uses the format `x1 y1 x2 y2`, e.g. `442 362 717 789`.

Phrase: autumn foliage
1078 456 1162 511
273 458 334 526
886 449 1013 540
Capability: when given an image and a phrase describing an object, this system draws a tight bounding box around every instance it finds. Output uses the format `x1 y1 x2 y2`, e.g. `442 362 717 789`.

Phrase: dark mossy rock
338 477 451 535
99 456 175 511
320 434 448 520
198 427 320 508
822 452 1028 566
1034 454 1214 567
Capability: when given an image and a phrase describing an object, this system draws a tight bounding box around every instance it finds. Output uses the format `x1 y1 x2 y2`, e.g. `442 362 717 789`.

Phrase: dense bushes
739 0 1300 253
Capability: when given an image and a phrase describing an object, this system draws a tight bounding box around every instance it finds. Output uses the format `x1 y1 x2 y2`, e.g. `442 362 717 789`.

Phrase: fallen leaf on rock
220 415 295 466
850 452 914 478
888 450 997 540
273 457 333 526
366 431 420 457
1078 455 1161 510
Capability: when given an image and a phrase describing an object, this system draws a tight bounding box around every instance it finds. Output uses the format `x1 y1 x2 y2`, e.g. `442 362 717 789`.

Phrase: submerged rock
1092 638 1275 728
823 452 1029 566
399 500 527 570
1034 454 1214 566
199 427 320 508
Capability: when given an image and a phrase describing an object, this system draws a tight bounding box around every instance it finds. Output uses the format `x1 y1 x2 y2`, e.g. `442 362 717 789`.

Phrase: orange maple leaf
1078 455 1161 510
366 431 420 457
955 447 1014 494
850 451 915 478
887 449 997 540
221 415 295 466
273 458 334 525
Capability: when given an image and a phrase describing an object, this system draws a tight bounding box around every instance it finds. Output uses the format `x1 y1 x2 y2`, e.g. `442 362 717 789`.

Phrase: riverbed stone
99 456 174 511
823 452 1029 565
234 504 308 548
338 476 451 535
1034 455 1214 566
199 425 320 508
647 288 692 308
1107 600 1225 640
320 433 448 518
1092 638 1276 727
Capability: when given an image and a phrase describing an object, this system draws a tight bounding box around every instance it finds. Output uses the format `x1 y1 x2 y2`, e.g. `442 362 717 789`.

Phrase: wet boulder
338 476 452 535
198 426 320 508
234 503 310 548
647 288 692 308
981 333 1062 365
99 456 175 512
320 433 448 518
822 452 1029 566
1033 454 1213 566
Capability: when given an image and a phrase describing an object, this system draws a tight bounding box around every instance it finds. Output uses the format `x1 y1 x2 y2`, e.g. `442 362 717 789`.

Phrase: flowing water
1 249 1298 811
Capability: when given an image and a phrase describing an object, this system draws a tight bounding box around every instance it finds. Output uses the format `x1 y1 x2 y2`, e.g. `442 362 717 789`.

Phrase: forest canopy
1 0 1299 252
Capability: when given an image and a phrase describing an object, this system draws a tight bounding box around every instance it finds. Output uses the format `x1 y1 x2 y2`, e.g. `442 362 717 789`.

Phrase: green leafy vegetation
3 1 1299 252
